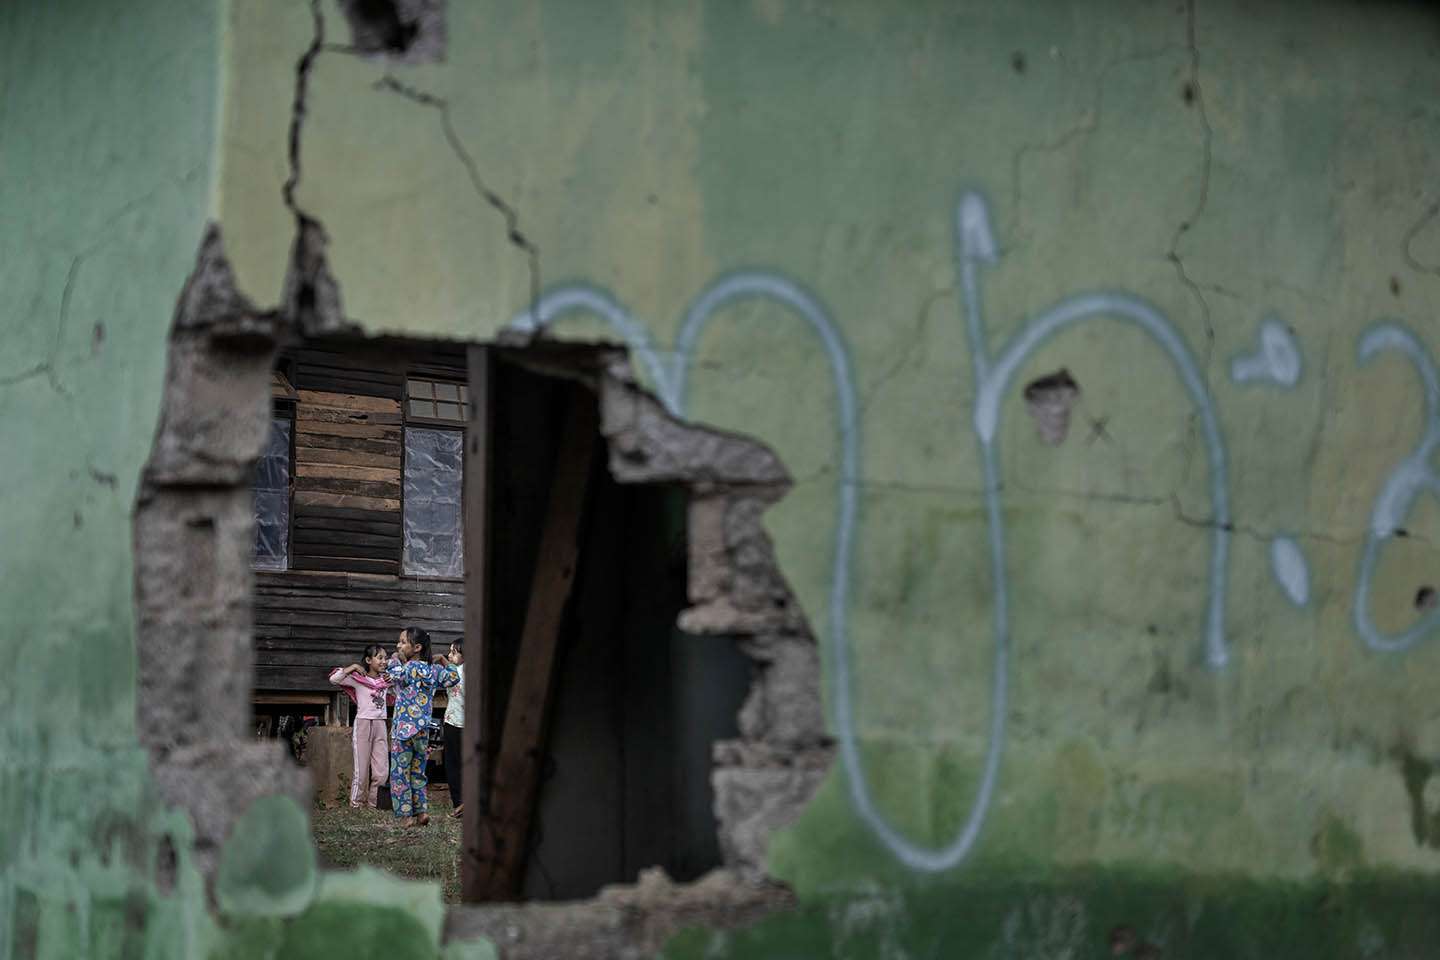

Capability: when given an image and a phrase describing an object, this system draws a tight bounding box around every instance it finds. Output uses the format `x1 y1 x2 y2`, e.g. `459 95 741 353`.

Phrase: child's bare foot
415 812 431 827
450 804 464 819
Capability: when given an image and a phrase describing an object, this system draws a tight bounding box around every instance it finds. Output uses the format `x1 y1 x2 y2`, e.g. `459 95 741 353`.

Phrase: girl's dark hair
400 626 431 661
450 640 462 654
362 644 386 664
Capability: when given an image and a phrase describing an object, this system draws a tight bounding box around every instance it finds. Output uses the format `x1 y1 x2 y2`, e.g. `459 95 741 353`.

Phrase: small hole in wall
1011 50 1026 73
1023 368 1081 445
1391 275 1403 297
1182 82 1195 105
338 0 445 63
1107 924 1137 955
1417 586 1437 612
156 835 178 896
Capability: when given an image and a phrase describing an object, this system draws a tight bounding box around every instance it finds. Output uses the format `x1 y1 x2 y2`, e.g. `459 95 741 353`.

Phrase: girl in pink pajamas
329 645 394 809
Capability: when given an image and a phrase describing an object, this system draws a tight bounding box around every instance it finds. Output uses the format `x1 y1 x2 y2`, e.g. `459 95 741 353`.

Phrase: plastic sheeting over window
252 418 291 570
403 426 463 577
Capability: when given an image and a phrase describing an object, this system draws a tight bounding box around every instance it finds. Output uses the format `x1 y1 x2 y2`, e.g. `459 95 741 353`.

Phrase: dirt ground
312 785 463 903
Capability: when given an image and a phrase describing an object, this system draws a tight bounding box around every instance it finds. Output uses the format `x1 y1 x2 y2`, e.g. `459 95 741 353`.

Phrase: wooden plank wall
291 348 405 574
254 571 464 691
255 342 469 693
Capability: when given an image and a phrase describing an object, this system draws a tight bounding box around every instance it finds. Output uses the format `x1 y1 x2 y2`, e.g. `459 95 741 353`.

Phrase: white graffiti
508 189 1232 873
1228 317 1316 608
1269 534 1311 607
1230 317 1302 387
1353 323 1440 653
506 188 1438 874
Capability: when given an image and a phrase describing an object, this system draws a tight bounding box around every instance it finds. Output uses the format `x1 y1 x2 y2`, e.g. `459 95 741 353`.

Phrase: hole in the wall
155 835 178 896
1023 367 1081 445
248 336 768 901
338 0 445 64
1011 50 1026 74
1416 586 1437 611
136 228 824 947
1181 82 1195 105
1391 275 1403 297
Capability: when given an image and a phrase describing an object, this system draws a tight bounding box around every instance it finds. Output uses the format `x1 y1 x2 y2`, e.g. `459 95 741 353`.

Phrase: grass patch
312 789 462 904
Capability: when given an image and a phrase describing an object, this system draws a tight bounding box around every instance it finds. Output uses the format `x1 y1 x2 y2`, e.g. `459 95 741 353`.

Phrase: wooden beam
252 692 331 706
297 390 402 412
294 491 401 512
295 446 402 468
295 462 403 483
461 344 493 904
468 381 596 902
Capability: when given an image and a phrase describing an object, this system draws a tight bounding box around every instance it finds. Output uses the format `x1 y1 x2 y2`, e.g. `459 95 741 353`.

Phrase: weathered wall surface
9 0 1440 955
0 0 224 956
212 0 1440 953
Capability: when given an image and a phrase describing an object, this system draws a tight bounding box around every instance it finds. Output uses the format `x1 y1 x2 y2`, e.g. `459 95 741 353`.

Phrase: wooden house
250 338 470 717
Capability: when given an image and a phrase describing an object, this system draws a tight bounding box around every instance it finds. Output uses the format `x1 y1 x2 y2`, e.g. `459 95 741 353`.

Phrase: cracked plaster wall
11 0 1440 957
209 0 1440 954
0 0 227 957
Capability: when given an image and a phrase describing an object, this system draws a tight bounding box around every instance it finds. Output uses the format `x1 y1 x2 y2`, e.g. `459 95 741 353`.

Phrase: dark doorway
464 348 752 901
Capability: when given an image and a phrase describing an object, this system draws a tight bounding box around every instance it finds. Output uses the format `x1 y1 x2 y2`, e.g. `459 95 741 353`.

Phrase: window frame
403 374 471 428
251 394 297 572
400 371 467 580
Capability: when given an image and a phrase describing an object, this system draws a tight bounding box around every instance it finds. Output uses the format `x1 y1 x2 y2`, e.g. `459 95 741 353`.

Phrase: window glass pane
407 379 433 399
403 427 464 577
437 402 462 421
252 418 291 570
434 382 459 402
409 399 436 419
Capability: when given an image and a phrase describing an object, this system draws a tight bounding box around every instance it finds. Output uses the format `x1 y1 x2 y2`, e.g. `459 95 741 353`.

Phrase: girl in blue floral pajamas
385 627 460 826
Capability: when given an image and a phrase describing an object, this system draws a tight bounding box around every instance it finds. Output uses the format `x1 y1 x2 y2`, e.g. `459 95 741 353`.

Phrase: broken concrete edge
336 0 446 66
133 222 834 946
132 222 325 899
442 867 798 960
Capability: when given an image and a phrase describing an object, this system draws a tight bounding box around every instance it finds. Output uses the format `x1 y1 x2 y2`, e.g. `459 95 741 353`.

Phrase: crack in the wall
374 74 543 317
1008 477 1169 508
283 0 325 219
279 0 542 326
1164 492 1413 552
275 1 355 339
1403 199 1440 277
0 255 80 399
848 284 953 435
1169 0 1217 489
1007 44 1187 247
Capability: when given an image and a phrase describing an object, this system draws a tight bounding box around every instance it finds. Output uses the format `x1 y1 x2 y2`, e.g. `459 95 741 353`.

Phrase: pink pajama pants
350 717 389 808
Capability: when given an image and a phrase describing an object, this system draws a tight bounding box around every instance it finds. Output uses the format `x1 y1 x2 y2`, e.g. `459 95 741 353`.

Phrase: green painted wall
215 0 1440 952
9 0 1440 955
1 0 221 956
0 1 495 957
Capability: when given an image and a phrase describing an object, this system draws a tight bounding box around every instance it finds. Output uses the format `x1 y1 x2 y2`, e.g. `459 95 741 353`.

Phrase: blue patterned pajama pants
389 733 428 819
